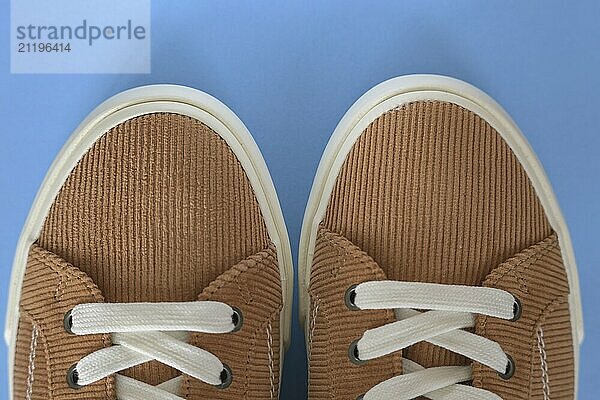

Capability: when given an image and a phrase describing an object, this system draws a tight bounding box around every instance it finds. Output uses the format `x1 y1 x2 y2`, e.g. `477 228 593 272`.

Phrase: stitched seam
308 298 320 360
242 310 281 399
472 236 558 389
486 235 557 288
323 232 346 279
23 252 111 396
32 249 102 299
187 310 283 381
320 227 384 278
26 324 39 400
20 312 53 400
53 274 65 301
22 253 104 318
201 244 277 297
524 296 567 397
266 322 275 400
244 329 256 399
478 236 556 336
322 232 345 400
311 227 389 399
537 326 551 400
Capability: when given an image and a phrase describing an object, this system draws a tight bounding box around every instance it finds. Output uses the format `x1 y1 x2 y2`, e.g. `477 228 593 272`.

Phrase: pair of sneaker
6 75 583 399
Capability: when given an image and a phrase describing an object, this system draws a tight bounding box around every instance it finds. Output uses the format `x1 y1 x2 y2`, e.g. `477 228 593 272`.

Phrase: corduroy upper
308 101 575 398
13 113 284 399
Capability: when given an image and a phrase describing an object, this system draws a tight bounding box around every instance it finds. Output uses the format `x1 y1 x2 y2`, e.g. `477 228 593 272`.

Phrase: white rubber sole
298 74 584 395
4 84 294 396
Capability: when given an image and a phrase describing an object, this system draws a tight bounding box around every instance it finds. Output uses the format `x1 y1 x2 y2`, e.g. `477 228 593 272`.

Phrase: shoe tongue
403 340 470 369
121 361 179 388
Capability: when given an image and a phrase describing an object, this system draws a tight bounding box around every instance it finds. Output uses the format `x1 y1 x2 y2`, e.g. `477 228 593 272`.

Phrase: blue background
1 1 599 398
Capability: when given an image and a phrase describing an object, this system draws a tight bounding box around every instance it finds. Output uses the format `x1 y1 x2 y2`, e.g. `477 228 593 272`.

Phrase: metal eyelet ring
348 339 366 365
63 309 74 334
215 363 233 389
510 296 522 322
498 354 516 380
345 285 360 311
67 364 83 389
230 307 244 332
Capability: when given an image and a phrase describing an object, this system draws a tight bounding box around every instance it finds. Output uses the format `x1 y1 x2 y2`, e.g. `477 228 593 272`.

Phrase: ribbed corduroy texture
14 319 48 400
474 233 574 398
36 113 271 385
309 100 575 398
183 243 283 399
14 112 283 399
322 101 553 368
308 227 401 400
14 245 114 399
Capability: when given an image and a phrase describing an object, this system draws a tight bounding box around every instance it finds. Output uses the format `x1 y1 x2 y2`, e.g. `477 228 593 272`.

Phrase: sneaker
6 85 293 399
299 75 583 399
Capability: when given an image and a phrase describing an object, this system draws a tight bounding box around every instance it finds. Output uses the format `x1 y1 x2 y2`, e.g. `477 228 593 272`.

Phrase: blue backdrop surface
1 1 599 398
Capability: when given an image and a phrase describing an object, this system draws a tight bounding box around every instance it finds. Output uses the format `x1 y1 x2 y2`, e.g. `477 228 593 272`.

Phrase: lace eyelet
230 307 244 332
63 309 74 335
348 339 366 365
215 363 233 389
510 296 522 322
345 285 360 311
498 354 516 380
67 364 83 389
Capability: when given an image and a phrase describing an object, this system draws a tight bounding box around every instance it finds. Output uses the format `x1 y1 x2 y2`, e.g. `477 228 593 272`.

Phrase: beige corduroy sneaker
5 85 293 400
299 75 583 400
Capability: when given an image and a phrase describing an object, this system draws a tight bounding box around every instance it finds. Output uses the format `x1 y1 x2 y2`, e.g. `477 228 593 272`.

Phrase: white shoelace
65 301 241 399
348 280 521 400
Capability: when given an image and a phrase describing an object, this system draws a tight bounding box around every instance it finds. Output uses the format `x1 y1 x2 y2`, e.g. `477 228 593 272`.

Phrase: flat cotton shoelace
65 301 241 399
347 280 521 400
